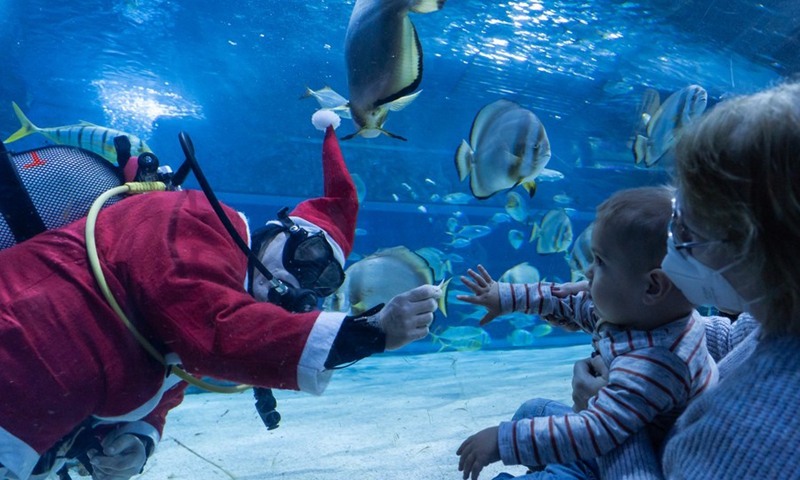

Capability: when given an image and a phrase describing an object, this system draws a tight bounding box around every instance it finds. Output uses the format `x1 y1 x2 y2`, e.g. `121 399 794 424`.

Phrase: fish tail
437 278 452 317
4 101 40 143
299 86 314 100
633 135 648 164
454 140 473 181
410 0 446 14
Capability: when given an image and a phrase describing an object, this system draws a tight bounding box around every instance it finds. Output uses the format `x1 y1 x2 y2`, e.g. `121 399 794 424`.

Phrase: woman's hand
571 355 609 411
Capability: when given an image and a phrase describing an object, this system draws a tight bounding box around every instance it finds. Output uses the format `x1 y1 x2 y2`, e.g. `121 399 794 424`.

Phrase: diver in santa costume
0 111 441 480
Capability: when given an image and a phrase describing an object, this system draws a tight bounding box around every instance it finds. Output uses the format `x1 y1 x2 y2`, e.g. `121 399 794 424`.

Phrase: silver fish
343 0 445 141
508 229 524 250
633 85 707 167
456 99 551 199
330 245 450 316
530 208 573 254
568 223 594 282
432 326 491 352
300 86 352 119
499 262 540 284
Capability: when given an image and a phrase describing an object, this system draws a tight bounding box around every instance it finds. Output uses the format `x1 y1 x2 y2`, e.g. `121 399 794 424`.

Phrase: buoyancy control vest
0 140 124 250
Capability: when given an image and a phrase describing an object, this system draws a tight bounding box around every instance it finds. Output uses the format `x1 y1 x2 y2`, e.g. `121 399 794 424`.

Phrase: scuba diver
0 111 441 480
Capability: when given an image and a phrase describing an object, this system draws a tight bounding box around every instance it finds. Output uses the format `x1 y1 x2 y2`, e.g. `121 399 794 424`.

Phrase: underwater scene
1 0 795 358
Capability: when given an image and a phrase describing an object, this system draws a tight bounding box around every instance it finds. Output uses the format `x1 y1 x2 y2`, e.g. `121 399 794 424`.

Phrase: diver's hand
457 426 500 480
380 284 441 350
87 433 148 480
571 355 609 412
457 265 502 326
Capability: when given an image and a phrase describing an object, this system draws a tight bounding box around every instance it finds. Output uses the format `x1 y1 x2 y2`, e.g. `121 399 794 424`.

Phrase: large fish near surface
328 245 450 316
343 0 445 141
456 99 551 200
4 101 151 164
633 85 707 167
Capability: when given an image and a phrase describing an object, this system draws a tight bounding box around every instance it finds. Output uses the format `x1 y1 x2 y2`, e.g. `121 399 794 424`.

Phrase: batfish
633 85 707 167
455 99 551 199
343 0 445 141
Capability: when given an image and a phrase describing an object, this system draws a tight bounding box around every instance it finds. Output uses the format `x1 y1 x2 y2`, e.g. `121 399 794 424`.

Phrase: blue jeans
491 398 599 480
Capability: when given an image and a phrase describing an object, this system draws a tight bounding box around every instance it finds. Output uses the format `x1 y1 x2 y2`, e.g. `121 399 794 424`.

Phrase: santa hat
289 110 358 261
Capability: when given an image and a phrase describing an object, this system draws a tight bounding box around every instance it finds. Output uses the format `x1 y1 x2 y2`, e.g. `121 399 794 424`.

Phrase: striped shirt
496 282 718 467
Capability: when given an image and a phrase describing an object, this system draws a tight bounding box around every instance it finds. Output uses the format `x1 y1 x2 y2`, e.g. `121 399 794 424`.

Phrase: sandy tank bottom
137 345 589 480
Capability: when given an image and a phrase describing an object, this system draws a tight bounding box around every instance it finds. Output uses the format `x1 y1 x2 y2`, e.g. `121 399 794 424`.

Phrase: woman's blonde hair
674 80 800 336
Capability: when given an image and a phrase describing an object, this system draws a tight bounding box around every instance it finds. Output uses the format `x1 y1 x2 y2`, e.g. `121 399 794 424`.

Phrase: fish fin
299 86 314 100
410 0 446 14
454 140 474 181
633 135 648 164
4 101 39 143
385 90 422 112
522 180 537 198
77 120 100 126
328 105 352 119
378 128 408 141
437 277 452 317
529 223 539 243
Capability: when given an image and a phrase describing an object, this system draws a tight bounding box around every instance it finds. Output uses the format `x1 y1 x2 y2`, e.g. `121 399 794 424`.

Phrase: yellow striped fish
4 101 151 164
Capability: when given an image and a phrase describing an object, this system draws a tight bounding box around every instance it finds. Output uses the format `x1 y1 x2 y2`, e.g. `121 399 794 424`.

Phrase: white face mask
662 236 752 313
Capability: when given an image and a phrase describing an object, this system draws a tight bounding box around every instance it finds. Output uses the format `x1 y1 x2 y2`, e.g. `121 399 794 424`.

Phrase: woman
596 81 800 478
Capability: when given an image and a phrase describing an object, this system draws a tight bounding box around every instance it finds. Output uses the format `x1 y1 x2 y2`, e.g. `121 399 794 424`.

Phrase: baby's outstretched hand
457 426 500 480
457 265 501 326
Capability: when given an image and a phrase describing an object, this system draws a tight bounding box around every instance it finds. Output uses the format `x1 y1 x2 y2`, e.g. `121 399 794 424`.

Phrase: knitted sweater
598 316 800 479
495 282 717 467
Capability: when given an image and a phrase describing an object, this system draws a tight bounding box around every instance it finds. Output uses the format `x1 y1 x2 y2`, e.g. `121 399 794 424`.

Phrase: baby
456 185 718 479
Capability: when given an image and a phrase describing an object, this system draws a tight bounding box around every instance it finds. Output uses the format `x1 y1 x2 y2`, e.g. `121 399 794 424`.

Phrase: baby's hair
675 80 800 335
595 185 675 271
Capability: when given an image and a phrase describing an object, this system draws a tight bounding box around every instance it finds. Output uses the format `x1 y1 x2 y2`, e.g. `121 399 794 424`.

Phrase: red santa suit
0 121 367 480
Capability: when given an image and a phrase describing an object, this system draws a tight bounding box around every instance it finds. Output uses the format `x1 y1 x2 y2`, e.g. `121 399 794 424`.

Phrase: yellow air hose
85 182 251 394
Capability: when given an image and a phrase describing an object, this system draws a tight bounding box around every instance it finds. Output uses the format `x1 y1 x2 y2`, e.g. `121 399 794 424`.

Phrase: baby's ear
643 268 673 305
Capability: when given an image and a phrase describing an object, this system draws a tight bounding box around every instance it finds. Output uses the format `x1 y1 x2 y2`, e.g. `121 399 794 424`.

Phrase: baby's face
585 223 652 328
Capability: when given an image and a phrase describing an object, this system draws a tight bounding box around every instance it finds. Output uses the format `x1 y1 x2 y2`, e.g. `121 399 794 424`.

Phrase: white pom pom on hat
312 110 341 131
290 112 357 259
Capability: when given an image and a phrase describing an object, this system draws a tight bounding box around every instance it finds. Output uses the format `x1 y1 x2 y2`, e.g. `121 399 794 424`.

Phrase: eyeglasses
669 197 728 253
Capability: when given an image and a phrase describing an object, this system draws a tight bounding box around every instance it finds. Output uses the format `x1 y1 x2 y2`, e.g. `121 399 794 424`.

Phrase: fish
442 192 472 205
431 326 491 352
504 191 531 224
351 173 367 204
553 193 573 205
415 246 453 281
530 208 573 254
633 85 707 167
499 262 540 284
330 245 450 316
4 101 151 164
450 225 492 241
531 324 554 337
536 168 565 182
442 237 471 249
567 223 594 282
508 229 525 250
508 329 537 347
455 99 551 199
300 86 352 119
489 212 511 225
343 0 445 141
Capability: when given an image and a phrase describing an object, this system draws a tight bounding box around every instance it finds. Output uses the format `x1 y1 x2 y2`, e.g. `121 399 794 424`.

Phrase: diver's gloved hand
87 432 148 480
378 284 441 350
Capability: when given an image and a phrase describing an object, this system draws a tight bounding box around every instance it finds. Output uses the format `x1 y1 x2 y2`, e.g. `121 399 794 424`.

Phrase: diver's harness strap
0 140 46 242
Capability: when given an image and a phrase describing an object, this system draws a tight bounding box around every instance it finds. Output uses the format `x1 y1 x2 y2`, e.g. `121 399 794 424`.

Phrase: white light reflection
92 78 204 137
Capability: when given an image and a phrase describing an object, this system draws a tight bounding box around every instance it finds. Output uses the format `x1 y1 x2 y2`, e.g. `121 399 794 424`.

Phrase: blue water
2 0 795 354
